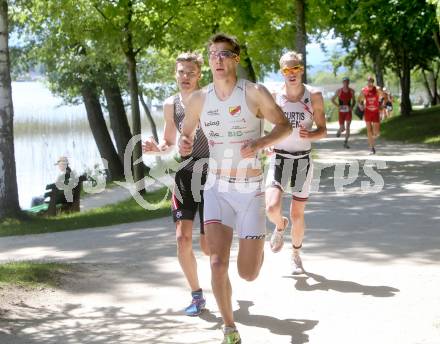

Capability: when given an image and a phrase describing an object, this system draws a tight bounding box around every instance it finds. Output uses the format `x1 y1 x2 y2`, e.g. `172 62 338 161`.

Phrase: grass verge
0 261 71 287
0 187 171 237
360 105 440 145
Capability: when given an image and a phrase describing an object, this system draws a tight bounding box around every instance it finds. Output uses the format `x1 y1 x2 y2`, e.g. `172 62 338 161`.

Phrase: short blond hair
279 51 303 67
175 52 203 69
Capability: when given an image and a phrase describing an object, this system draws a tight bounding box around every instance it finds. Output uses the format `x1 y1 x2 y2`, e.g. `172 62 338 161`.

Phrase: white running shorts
203 173 266 239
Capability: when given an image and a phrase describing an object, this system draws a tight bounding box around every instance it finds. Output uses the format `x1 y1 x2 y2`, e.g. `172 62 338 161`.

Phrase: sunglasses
208 50 238 59
176 70 198 78
281 65 304 75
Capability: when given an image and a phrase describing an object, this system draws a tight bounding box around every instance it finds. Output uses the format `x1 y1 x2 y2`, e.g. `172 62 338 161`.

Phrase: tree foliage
315 0 438 115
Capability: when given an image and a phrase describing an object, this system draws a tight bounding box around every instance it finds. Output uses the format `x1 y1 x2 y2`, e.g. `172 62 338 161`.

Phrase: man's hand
299 124 311 139
264 146 274 156
142 137 160 154
178 135 194 156
240 140 259 158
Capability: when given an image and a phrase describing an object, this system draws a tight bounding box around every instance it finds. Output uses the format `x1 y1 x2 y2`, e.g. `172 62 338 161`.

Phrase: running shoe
292 252 305 275
343 142 350 149
270 217 289 253
369 147 376 155
336 129 341 137
184 290 206 316
222 327 241 344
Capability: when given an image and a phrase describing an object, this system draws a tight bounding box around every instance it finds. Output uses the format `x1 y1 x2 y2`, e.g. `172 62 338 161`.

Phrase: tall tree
13 0 126 180
0 0 20 218
92 0 184 190
317 0 438 116
81 80 124 180
101 69 132 163
421 59 440 105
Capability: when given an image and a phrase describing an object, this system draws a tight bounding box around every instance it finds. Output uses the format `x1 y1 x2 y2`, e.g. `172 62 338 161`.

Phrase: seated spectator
31 156 78 207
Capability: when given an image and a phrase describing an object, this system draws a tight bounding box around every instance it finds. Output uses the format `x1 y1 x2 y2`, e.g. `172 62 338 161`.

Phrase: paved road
1 122 439 344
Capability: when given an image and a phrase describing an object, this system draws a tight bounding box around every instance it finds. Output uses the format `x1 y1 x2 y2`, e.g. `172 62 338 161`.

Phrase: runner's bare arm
299 90 327 141
350 89 356 109
357 92 365 106
241 83 291 158
143 97 177 155
179 90 204 156
331 90 339 107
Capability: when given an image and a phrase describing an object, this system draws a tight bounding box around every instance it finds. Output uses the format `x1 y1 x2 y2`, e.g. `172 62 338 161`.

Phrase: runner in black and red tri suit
142 52 209 317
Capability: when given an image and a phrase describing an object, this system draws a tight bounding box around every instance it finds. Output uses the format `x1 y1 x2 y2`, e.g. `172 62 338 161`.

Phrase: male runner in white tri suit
143 52 209 317
266 51 327 275
179 33 291 344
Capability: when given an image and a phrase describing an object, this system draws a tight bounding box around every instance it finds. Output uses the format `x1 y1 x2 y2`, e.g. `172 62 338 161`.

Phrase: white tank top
200 79 263 170
274 84 314 153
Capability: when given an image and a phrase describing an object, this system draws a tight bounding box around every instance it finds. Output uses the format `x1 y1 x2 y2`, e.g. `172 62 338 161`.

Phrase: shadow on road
283 272 399 297
0 302 199 344
200 300 318 344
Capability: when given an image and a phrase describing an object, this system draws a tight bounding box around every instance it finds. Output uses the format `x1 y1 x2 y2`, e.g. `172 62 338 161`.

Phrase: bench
27 174 87 216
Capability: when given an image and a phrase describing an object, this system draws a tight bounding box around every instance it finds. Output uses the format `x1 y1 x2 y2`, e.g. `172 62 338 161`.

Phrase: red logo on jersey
208 140 224 147
229 105 241 116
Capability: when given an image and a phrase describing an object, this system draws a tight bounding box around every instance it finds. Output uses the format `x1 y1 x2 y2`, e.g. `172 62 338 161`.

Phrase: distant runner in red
358 76 380 154
331 76 356 149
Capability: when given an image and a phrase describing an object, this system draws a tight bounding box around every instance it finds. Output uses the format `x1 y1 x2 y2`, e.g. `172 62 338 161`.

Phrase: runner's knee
238 266 260 281
210 255 228 277
266 202 281 215
176 232 192 251
291 207 305 221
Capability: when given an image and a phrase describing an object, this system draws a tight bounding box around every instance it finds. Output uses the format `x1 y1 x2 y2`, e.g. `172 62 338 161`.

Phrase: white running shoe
270 217 289 253
292 252 305 275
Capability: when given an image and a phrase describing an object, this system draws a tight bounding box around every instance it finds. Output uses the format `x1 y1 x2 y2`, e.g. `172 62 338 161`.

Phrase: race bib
339 105 349 112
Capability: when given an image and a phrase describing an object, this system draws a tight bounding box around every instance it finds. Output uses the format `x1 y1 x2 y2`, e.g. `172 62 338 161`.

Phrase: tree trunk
295 0 307 83
374 53 385 88
241 45 257 82
139 92 159 143
102 78 132 163
125 48 144 190
81 82 124 181
421 69 435 105
0 0 20 218
433 29 440 54
432 61 440 105
400 53 412 116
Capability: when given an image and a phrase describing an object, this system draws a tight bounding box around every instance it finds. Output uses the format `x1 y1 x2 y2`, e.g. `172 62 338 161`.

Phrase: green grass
360 105 440 145
0 261 71 287
0 187 171 237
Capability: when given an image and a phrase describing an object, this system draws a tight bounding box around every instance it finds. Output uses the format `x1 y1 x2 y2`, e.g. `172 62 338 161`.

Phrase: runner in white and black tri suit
266 51 327 275
179 34 291 344
142 52 209 317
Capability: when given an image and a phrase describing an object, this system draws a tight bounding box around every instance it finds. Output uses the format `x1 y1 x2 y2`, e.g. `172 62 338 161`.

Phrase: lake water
12 81 163 208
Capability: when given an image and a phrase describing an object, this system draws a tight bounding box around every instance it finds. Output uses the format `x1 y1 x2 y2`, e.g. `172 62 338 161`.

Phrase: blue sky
307 36 340 69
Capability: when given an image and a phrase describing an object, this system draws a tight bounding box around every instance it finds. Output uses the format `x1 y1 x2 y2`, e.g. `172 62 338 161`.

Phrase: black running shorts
171 168 207 234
